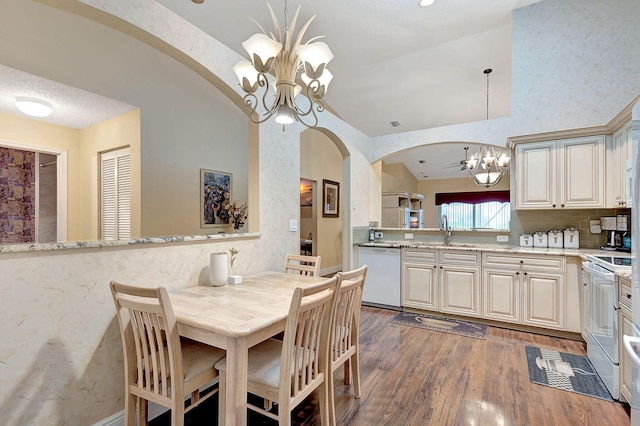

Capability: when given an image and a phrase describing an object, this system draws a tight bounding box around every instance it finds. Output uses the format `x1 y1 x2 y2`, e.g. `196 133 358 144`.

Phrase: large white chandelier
233 1 334 128
465 145 510 188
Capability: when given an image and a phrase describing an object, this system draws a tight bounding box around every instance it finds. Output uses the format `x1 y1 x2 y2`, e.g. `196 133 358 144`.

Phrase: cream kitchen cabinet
438 250 481 318
401 248 481 317
482 253 566 330
618 275 633 403
581 267 589 341
483 267 520 324
402 248 438 311
515 136 605 209
607 121 633 208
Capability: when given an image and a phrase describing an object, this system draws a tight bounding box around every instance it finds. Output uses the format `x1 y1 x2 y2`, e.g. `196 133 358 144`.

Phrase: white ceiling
156 0 541 179
0 64 136 129
1 0 541 179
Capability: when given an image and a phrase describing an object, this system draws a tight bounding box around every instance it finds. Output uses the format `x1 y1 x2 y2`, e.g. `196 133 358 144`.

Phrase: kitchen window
436 190 510 230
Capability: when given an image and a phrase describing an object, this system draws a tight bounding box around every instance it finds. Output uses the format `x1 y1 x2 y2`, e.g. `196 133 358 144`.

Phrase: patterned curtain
0 147 36 244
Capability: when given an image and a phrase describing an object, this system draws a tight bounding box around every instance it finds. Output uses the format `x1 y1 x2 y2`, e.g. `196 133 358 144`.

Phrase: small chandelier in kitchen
465 145 510 187
465 69 510 188
232 1 334 128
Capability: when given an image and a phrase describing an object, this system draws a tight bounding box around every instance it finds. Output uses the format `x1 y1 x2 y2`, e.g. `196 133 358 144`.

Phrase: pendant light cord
484 68 492 120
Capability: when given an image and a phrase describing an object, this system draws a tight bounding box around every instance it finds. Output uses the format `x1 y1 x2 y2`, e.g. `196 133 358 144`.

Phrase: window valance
435 190 510 205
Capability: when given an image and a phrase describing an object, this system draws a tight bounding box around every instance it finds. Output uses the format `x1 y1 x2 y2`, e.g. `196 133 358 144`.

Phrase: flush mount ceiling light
15 96 53 118
464 69 510 188
419 0 436 6
233 0 333 129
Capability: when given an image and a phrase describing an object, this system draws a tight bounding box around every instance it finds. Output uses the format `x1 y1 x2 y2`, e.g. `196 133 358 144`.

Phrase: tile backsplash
358 208 632 250
510 208 631 249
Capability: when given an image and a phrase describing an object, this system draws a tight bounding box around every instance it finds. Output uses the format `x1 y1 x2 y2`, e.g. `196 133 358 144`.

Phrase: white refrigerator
623 99 640 425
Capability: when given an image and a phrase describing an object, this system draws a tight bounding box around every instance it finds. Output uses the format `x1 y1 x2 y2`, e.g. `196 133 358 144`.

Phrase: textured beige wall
300 130 343 273
381 161 418 193
80 109 141 240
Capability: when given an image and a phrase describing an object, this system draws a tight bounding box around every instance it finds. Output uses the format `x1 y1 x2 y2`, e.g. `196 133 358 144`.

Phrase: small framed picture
201 169 232 227
322 179 340 218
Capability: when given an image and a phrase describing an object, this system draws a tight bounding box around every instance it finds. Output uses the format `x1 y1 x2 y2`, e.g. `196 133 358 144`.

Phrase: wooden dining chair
327 265 368 424
284 253 322 276
110 281 225 426
215 275 341 426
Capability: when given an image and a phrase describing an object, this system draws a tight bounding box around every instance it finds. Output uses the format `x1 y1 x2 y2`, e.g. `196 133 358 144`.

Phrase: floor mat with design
525 346 613 401
390 311 487 339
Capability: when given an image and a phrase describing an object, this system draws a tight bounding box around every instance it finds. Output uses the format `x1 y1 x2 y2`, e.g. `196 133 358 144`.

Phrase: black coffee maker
603 230 630 252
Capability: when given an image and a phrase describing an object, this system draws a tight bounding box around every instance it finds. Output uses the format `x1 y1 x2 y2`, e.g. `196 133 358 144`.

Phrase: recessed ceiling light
15 97 53 117
419 0 436 7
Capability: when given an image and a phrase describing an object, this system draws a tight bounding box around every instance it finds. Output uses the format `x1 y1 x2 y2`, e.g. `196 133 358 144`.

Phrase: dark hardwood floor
151 306 631 425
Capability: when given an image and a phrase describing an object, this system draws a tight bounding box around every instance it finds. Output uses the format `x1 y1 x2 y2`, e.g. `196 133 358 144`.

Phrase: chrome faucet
441 215 452 245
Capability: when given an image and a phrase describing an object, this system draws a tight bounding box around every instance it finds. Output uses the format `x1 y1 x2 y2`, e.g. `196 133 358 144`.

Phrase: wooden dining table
169 271 327 426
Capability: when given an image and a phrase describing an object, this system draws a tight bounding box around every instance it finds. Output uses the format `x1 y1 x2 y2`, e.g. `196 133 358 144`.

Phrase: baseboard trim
93 404 168 426
93 378 219 425
92 410 123 426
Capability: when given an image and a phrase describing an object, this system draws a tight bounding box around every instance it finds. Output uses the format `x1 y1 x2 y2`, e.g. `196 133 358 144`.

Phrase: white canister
548 230 563 248
209 252 229 286
563 228 579 249
533 231 548 248
520 234 533 247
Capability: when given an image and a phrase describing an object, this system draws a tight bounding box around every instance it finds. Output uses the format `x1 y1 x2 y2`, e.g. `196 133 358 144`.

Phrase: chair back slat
331 265 368 364
284 254 321 276
111 282 182 402
280 275 340 400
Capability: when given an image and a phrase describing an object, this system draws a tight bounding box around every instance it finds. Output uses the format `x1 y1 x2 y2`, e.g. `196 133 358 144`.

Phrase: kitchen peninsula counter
356 241 629 259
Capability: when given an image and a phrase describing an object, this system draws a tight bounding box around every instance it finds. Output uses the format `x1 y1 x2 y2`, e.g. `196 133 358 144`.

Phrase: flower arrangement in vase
226 200 248 231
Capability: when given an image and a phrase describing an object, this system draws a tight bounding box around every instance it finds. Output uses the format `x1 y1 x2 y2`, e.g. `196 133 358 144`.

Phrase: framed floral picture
322 179 340 218
201 169 232 227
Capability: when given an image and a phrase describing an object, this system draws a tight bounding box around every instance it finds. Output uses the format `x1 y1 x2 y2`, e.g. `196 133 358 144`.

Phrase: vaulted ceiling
0 0 543 180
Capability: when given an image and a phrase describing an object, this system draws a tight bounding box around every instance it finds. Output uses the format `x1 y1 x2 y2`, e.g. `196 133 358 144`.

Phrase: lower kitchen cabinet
401 248 573 333
483 268 520 324
402 249 439 311
620 309 633 403
482 253 566 331
619 275 633 403
581 268 589 341
440 265 481 317
522 271 564 330
402 261 438 311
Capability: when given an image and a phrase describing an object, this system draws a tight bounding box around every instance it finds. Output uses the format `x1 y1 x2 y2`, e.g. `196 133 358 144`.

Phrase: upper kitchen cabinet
607 121 633 208
515 136 605 210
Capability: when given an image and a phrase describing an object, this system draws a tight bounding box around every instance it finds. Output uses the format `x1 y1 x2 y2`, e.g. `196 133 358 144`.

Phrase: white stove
587 254 633 271
583 254 632 400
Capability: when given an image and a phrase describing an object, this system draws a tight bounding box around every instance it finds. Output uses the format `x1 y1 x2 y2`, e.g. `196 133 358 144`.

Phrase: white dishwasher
358 246 401 309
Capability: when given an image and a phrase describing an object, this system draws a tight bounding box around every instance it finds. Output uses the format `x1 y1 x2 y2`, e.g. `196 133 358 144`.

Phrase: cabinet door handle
552 204 556 208
433 265 437 268
627 293 632 299
516 271 520 276
523 272 528 276
561 204 565 208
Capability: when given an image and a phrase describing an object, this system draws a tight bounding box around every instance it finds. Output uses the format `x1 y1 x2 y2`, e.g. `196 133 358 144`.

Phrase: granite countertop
617 270 633 280
0 232 261 254
356 241 630 259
